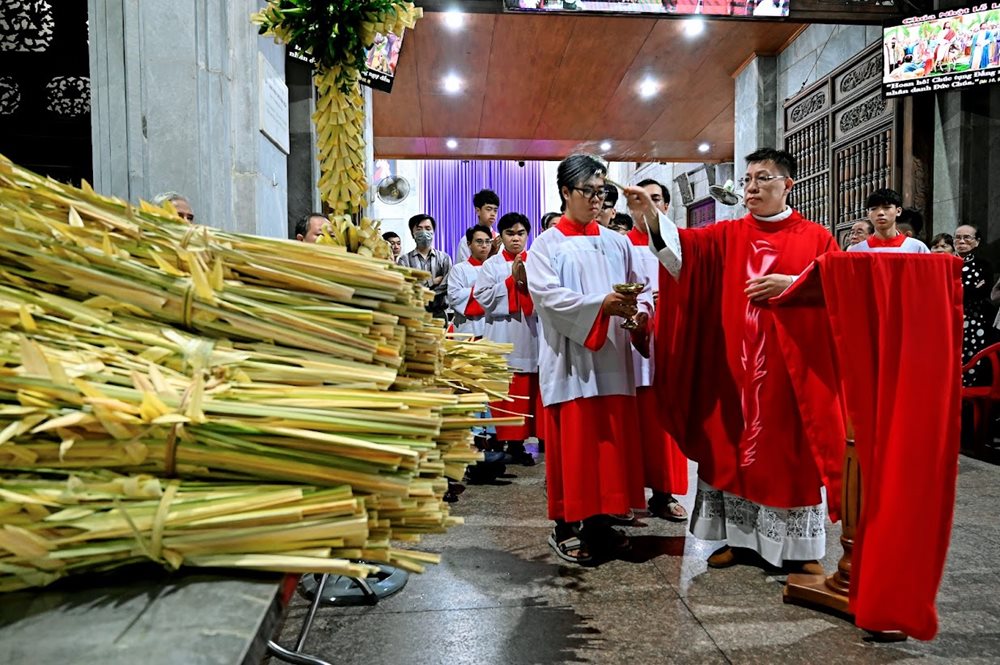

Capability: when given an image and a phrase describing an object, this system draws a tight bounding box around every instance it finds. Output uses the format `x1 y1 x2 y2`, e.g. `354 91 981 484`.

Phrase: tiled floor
272 450 1000 664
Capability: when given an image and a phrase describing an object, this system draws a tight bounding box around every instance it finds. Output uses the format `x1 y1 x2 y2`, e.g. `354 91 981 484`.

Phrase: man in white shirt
447 225 492 338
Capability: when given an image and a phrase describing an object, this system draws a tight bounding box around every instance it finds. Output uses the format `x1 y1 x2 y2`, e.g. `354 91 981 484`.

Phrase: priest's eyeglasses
737 174 787 187
573 186 609 201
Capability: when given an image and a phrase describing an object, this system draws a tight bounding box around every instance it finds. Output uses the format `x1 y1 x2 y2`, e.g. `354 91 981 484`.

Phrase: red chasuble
776 253 962 640
653 210 846 517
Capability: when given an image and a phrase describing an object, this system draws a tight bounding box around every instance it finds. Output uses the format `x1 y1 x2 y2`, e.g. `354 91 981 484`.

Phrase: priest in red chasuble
624 148 844 572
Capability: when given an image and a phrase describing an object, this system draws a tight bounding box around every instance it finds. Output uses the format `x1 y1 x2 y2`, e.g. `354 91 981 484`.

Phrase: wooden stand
782 432 906 642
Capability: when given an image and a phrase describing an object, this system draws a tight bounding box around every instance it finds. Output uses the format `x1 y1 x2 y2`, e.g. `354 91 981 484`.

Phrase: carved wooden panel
784 43 896 246
784 80 831 134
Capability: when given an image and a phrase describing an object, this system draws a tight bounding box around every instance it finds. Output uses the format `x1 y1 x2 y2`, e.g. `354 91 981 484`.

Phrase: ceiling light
443 74 462 94
638 79 659 99
446 139 458 149
600 141 611 152
683 19 705 37
698 142 710 153
443 9 464 30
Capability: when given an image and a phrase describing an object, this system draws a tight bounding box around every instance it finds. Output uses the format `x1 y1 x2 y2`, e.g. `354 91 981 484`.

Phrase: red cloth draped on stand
774 252 963 640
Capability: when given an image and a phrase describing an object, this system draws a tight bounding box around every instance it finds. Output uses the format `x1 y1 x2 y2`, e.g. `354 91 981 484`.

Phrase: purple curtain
419 160 544 259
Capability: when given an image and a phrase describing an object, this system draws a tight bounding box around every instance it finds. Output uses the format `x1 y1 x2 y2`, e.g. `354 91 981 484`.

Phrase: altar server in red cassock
475 212 542 466
446 225 492 339
625 148 844 572
526 154 650 565
626 178 690 522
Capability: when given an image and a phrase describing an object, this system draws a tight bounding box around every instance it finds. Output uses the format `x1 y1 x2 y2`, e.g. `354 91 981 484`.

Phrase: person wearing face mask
627 147 841 576
398 214 453 320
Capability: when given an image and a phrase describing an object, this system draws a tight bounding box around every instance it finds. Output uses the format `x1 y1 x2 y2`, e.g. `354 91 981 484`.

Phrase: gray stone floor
272 450 1000 665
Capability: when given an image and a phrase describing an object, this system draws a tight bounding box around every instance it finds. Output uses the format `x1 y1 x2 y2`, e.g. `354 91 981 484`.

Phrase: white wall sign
258 52 290 154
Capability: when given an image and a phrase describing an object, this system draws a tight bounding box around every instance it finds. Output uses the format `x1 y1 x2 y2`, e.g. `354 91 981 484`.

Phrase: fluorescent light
638 79 659 99
600 141 611 151
443 74 462 94
443 10 464 30
683 19 705 37
446 139 458 149
698 142 710 153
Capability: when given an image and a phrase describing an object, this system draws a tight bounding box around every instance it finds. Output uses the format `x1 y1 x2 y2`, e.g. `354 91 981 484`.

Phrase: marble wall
88 0 289 238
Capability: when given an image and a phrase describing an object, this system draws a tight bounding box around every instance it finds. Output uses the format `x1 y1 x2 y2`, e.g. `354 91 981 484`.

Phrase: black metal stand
266 563 409 665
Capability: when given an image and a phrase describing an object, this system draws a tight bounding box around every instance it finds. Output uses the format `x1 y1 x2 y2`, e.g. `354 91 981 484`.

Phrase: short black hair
540 211 560 231
636 178 671 205
557 154 607 201
473 189 500 209
382 231 400 241
898 207 924 235
611 213 633 231
602 185 619 207
466 224 493 244
498 212 530 235
865 188 902 210
930 233 954 248
295 212 326 238
745 148 797 179
408 214 436 233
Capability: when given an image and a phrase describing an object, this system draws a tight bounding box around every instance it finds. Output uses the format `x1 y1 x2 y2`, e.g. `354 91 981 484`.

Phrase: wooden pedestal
782 431 906 642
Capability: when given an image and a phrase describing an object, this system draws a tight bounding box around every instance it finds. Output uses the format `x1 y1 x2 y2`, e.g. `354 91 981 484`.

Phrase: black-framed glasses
737 174 787 188
573 186 608 201
954 234 977 242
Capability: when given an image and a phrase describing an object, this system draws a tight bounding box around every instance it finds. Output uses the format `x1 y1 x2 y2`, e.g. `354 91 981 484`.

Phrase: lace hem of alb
689 479 826 567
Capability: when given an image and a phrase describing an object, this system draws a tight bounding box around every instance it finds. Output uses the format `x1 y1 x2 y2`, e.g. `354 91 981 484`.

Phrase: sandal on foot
648 494 688 522
548 531 593 564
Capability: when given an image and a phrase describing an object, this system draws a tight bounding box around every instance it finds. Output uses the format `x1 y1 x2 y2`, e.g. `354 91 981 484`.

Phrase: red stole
464 257 485 317
775 253 962 640
502 249 534 316
653 211 846 517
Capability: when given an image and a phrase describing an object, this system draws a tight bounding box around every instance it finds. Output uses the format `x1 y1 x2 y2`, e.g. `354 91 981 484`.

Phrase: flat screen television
883 5 1000 98
503 0 789 19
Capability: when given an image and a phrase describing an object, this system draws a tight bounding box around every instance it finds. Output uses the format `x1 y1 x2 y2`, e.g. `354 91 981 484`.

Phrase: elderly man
626 147 843 574
153 191 195 222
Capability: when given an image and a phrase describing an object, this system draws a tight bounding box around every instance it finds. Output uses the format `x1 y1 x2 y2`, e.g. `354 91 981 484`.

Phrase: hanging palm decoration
253 1 421 257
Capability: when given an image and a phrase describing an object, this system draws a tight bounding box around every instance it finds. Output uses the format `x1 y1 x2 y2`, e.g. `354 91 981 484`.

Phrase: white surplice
446 259 487 338
525 221 650 407
474 251 540 373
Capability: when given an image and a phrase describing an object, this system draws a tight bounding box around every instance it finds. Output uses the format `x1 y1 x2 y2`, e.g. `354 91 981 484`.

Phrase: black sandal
548 530 593 564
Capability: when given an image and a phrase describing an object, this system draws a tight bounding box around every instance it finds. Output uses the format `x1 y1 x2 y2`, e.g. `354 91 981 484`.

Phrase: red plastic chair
961 341 1000 457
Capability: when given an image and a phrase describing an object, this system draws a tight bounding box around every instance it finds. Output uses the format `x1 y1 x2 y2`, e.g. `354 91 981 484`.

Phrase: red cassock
627 227 689 495
653 211 846 518
775 253 963 640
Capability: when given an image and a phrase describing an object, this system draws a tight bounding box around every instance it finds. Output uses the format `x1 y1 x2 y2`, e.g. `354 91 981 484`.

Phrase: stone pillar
285 54 319 237
734 55 777 166
363 85 376 220
88 0 288 238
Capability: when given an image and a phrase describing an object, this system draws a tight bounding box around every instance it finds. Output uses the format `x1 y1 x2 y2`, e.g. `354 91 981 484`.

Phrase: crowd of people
277 147 995 566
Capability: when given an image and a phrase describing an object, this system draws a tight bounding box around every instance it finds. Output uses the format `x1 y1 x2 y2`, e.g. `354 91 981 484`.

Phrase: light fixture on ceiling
638 78 659 99
683 18 705 37
443 9 464 30
443 73 463 94
600 141 611 152
698 142 711 153
446 139 458 149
